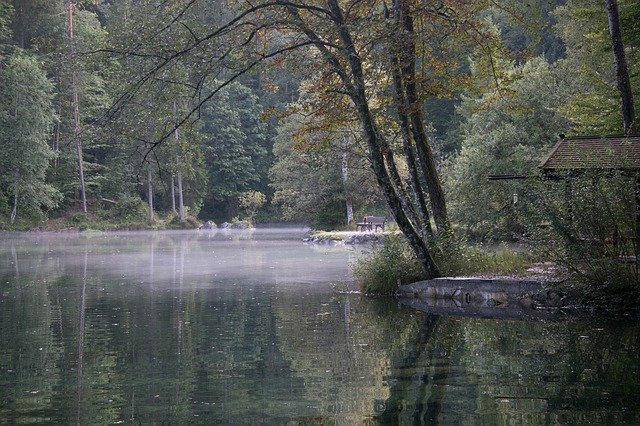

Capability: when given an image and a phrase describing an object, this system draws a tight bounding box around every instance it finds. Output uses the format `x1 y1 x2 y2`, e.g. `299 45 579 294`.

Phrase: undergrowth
353 235 534 295
352 235 424 295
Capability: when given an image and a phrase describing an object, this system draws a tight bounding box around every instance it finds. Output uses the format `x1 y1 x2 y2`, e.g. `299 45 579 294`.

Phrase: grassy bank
353 235 536 295
0 198 201 232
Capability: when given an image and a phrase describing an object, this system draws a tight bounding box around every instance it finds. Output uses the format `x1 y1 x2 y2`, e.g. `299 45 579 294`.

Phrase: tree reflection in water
0 230 639 424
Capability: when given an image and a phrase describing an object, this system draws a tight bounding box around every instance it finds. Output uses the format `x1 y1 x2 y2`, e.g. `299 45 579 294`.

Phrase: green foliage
0 50 60 224
526 173 638 290
446 57 571 240
113 195 147 222
239 190 266 222
554 0 640 135
436 239 532 277
200 81 270 221
354 231 533 295
270 111 382 229
0 1 12 46
353 235 425 295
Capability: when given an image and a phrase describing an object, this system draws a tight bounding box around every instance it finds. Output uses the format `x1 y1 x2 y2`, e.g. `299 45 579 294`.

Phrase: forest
1 0 639 291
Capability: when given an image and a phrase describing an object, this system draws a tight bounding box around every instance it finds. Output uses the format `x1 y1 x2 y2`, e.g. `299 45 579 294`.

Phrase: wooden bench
356 216 386 232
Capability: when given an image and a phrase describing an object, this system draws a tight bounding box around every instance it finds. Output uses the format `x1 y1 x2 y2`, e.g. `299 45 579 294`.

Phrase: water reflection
1 230 640 424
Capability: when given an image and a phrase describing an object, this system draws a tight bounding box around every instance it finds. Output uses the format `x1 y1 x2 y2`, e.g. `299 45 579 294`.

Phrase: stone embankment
398 277 567 320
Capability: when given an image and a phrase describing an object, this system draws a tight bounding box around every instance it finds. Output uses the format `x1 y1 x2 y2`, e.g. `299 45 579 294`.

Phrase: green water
1 229 639 424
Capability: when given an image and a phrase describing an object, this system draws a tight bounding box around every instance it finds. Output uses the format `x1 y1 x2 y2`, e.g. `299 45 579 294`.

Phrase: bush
527 173 639 291
114 195 147 222
353 235 425 295
435 238 532 277
70 213 88 225
239 191 266 222
353 233 534 295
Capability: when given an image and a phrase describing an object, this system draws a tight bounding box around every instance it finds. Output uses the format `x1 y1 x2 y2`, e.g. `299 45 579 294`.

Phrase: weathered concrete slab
398 277 562 312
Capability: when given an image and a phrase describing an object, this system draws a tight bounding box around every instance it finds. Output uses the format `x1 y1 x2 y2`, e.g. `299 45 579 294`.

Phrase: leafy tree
270 111 382 229
200 81 269 221
554 0 640 135
446 57 572 239
239 190 266 222
0 1 11 47
0 51 59 224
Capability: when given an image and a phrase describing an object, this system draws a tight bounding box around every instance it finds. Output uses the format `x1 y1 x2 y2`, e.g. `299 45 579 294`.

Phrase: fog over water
1 229 640 424
2 227 358 288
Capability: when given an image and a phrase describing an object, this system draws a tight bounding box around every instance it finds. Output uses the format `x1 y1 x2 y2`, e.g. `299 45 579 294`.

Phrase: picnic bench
356 216 386 232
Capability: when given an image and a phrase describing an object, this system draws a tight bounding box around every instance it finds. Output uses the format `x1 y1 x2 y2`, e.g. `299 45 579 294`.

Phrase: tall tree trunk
53 107 61 169
171 174 177 214
67 0 87 213
341 135 354 224
605 0 636 135
147 167 154 222
16 1 25 49
390 53 434 237
10 169 18 224
145 126 154 221
173 101 185 222
177 172 185 222
10 189 18 225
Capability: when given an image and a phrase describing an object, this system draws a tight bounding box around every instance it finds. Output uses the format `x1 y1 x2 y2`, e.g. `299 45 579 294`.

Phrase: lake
1 228 639 424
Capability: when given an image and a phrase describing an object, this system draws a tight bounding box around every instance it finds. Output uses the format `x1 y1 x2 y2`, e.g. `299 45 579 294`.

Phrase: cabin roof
540 135 640 171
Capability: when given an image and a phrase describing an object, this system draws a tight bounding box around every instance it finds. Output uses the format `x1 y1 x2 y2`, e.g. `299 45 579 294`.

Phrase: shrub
435 237 532 277
70 213 88 225
353 233 534 295
239 191 266 222
114 195 147 222
353 235 425 295
527 173 639 291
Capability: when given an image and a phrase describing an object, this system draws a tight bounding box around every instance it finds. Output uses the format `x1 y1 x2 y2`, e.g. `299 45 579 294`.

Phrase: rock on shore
303 231 386 245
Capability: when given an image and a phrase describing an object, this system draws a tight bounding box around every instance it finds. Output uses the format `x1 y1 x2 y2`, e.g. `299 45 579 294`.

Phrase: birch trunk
10 189 18 225
146 126 154 221
67 0 87 213
341 135 354 224
178 172 185 222
147 167 154 222
171 174 177 214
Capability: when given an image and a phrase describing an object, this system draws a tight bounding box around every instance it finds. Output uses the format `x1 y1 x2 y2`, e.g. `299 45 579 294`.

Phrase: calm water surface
1 229 639 424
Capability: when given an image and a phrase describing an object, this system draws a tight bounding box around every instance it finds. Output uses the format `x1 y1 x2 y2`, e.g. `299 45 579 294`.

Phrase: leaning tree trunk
326 0 440 278
390 53 433 238
67 0 87 213
394 0 449 233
